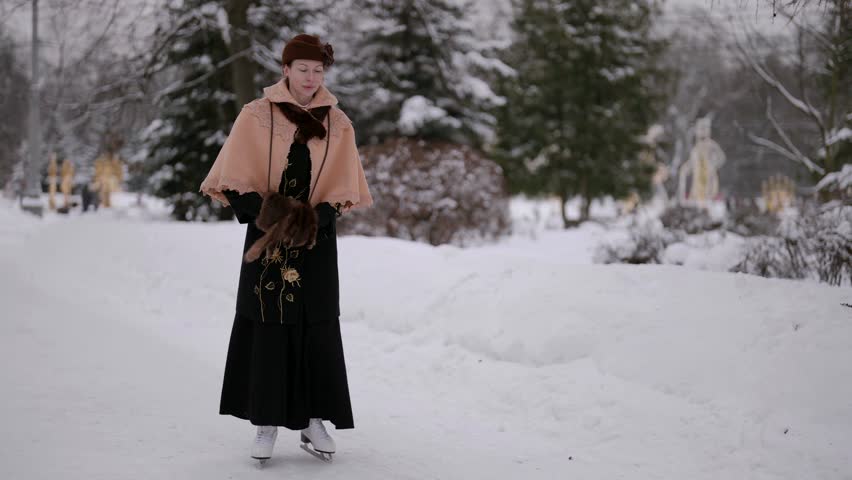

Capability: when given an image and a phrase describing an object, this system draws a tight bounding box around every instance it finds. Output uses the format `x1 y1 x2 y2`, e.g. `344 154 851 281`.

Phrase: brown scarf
200 80 373 212
278 102 329 144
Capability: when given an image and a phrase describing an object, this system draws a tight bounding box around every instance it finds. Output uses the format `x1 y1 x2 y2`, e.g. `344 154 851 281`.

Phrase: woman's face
284 59 325 98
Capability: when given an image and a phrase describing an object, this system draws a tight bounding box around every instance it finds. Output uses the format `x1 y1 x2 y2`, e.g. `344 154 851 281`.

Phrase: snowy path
0 256 551 479
1 205 850 479
1 259 238 479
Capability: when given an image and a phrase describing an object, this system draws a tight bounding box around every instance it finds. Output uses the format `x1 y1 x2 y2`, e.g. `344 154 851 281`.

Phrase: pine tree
141 1 237 221
493 0 669 226
140 0 310 221
334 0 505 146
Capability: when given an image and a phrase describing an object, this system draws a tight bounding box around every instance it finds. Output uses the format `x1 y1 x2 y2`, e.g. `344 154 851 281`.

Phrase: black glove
315 202 340 242
315 202 338 229
223 190 263 224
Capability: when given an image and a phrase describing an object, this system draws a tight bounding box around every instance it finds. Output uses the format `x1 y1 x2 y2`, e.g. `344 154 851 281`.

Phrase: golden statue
93 152 124 208
679 117 726 206
47 153 58 210
60 158 75 209
762 174 795 214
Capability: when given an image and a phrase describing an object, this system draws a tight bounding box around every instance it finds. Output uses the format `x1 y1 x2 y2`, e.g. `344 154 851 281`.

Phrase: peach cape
200 80 373 212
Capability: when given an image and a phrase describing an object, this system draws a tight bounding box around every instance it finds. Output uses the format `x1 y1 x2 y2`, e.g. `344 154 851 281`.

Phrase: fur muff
244 192 319 262
255 192 298 232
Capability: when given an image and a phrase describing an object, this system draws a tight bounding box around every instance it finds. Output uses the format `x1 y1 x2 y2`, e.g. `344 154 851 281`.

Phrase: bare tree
730 0 850 181
6 0 162 189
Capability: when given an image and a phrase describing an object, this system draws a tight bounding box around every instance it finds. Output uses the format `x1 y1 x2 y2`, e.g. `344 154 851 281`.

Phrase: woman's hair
281 34 335 69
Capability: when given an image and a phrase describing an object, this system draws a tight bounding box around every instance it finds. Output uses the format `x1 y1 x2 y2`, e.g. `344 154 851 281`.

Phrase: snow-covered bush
337 138 511 246
660 205 723 234
595 220 684 264
732 204 852 286
725 200 780 237
731 236 807 281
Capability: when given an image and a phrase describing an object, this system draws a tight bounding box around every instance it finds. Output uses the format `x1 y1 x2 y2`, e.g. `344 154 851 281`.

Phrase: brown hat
281 34 334 68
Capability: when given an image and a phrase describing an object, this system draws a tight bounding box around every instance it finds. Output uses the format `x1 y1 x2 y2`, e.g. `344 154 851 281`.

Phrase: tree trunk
579 177 591 223
226 0 256 109
579 195 591 223
560 192 584 228
559 191 570 228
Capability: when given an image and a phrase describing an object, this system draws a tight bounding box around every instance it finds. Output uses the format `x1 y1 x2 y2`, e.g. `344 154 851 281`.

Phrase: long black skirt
219 304 354 430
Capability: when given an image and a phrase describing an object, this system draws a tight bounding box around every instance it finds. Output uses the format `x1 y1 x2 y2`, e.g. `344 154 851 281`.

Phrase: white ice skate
251 425 278 467
300 418 335 462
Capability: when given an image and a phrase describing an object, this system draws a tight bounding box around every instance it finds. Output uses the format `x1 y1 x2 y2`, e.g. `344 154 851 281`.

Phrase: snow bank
2 199 850 479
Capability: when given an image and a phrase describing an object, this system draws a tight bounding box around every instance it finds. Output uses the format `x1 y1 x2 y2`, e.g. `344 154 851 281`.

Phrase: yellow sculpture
679 117 726 206
93 152 124 208
762 174 795 214
60 158 75 209
47 153 58 210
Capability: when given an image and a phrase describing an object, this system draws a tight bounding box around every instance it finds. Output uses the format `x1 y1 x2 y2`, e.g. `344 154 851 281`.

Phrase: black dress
218 123 354 430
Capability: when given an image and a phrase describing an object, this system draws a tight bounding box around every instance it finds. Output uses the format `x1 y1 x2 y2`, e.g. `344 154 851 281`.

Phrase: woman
200 33 372 465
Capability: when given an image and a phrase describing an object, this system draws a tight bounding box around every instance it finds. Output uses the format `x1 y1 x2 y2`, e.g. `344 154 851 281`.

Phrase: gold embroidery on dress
258 240 305 324
253 135 312 324
267 246 284 264
277 267 286 324
273 245 307 323
281 267 301 287
256 248 274 323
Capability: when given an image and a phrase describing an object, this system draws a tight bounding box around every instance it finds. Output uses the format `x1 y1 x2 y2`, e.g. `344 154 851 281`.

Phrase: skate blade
300 443 334 462
253 457 270 468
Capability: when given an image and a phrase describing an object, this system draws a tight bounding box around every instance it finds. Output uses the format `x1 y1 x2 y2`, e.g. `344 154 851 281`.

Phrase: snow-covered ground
1 196 850 480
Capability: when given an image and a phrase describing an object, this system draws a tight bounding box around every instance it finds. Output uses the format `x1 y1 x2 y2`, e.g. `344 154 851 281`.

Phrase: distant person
81 182 100 212
200 33 372 466
81 183 93 212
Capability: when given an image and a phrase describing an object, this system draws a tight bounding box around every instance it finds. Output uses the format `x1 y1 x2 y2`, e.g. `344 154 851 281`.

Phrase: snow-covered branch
760 95 825 174
816 164 852 192
728 5 849 179
746 132 826 175
732 21 826 131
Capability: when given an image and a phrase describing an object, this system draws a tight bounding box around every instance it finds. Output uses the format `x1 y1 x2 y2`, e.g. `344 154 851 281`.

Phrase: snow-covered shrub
337 138 511 246
660 205 723 234
725 200 779 237
731 236 807 280
595 220 684 264
732 205 852 286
